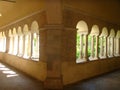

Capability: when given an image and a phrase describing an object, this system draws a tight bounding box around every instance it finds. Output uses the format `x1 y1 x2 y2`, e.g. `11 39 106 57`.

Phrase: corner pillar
44 25 63 89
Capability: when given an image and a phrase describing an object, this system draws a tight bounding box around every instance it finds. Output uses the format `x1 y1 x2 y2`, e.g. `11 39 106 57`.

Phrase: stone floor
0 62 120 90
0 62 43 90
64 70 120 90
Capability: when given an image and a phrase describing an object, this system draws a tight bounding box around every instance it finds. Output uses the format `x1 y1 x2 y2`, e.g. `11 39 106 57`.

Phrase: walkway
64 70 120 90
0 62 120 90
0 62 43 90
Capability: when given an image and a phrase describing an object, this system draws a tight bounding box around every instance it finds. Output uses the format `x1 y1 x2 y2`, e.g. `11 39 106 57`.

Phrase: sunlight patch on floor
0 63 19 78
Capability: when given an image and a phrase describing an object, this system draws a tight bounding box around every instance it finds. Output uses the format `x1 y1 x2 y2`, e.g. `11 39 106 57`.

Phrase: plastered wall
0 52 47 81
62 8 120 85
62 57 120 85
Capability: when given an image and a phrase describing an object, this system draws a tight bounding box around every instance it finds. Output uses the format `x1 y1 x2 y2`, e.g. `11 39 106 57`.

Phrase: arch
88 25 99 60
31 21 39 61
90 25 99 36
31 21 39 33
76 20 88 63
99 27 108 59
8 29 12 37
12 28 18 55
17 26 22 35
17 26 23 57
107 29 115 57
109 29 115 37
23 24 29 34
23 24 31 59
114 30 120 56
13 28 17 35
0 32 2 38
100 27 108 37
76 20 88 34
2 32 6 37
116 30 120 38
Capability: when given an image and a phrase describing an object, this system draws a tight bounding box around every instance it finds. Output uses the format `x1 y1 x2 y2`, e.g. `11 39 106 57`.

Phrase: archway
88 25 99 60
31 21 39 61
76 20 88 63
107 29 115 57
99 27 108 59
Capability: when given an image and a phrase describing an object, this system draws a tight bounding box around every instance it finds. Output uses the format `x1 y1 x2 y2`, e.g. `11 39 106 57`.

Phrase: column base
44 77 63 90
89 57 98 61
76 58 87 63
99 56 107 59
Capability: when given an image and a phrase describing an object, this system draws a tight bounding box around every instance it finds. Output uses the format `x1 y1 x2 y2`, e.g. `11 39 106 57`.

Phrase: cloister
0 0 120 89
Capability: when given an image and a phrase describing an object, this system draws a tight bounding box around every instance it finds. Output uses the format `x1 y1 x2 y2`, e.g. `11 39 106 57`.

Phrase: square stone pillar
44 25 63 89
44 0 65 89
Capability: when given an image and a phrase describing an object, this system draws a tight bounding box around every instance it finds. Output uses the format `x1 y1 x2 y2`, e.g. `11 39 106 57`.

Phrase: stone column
5 31 9 53
108 37 111 57
84 34 87 61
104 37 107 57
114 38 116 56
91 35 94 58
80 34 83 59
111 38 114 57
107 38 109 56
10 36 13 54
113 38 114 56
30 33 33 58
118 37 120 56
95 36 98 59
22 35 25 57
100 37 103 57
17 36 20 55
117 38 119 56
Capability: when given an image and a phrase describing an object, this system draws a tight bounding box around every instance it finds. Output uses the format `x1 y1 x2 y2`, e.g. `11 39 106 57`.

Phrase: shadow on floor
1 62 120 90
0 62 43 90
64 70 120 90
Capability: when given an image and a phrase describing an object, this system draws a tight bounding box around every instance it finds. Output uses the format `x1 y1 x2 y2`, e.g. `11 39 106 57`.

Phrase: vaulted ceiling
63 0 120 25
0 0 44 27
0 0 120 27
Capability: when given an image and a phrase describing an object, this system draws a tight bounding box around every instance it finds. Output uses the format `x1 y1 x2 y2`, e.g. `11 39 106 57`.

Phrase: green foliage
76 34 99 59
88 35 91 57
34 38 37 46
76 34 80 59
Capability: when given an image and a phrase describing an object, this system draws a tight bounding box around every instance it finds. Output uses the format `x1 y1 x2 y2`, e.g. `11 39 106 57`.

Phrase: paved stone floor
64 70 120 90
0 62 120 90
0 62 43 90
